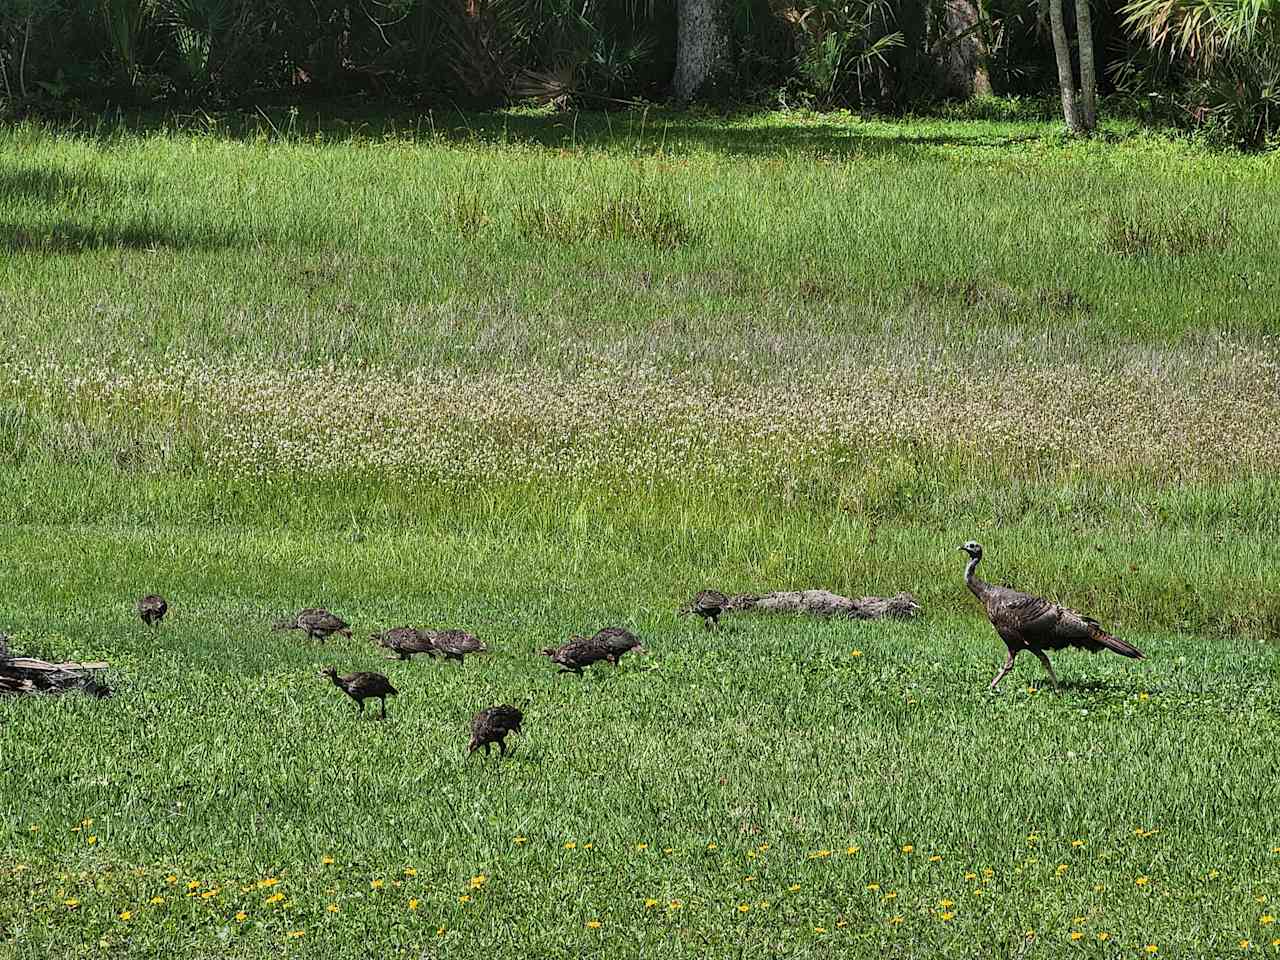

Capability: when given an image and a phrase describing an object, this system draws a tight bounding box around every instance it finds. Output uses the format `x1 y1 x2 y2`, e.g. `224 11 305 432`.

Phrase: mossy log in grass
726 590 923 620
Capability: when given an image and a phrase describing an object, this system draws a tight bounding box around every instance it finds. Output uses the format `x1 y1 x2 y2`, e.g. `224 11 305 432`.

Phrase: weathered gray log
0 639 111 697
725 590 923 621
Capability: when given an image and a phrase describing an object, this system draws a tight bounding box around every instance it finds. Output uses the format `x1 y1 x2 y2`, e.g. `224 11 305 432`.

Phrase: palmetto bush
1119 0 1280 147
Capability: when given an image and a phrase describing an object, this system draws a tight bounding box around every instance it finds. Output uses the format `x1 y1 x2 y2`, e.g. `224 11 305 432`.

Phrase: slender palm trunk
1074 0 1097 131
1048 0 1084 134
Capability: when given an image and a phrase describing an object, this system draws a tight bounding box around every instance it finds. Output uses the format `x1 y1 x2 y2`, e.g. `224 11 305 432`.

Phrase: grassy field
1 107 1279 959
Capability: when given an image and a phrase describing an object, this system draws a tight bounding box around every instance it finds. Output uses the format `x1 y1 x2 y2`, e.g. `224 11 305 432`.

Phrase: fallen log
725 590 923 621
0 636 111 697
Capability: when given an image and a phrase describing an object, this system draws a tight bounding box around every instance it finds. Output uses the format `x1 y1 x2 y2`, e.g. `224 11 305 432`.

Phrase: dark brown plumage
274 608 352 642
371 626 435 661
591 627 645 666
540 635 611 676
137 594 168 627
320 667 397 718
960 541 1144 691
428 629 486 664
468 704 524 757
680 589 728 629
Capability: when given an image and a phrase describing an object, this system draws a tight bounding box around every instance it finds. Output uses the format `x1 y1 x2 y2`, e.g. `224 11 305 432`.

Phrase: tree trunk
1074 0 1097 131
673 0 730 102
939 0 993 97
1047 0 1083 134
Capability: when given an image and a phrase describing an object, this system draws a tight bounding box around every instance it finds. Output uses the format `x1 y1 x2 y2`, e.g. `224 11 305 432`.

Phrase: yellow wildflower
865 883 880 892
458 894 471 904
150 896 165 905
235 911 247 922
1145 946 1158 954
201 889 218 900
929 855 942 863
119 911 132 921
669 900 682 910
888 915 904 925
266 893 284 905
1071 839 1085 848
707 843 718 850
187 881 200 890
1135 876 1150 886
1056 864 1069 875
814 927 827 934
789 884 801 892
809 850 831 859
564 841 576 850
1026 834 1039 844
63 899 79 908
901 844 914 854
1070 932 1083 941
470 875 487 889
86 836 97 845
370 879 384 890
737 903 750 913
322 856 334 865
326 904 339 913
850 650 863 657
1261 916 1275 925
404 868 417 877
586 920 601 929
259 877 279 888
635 843 648 851
940 911 955 921
409 899 419 911
1097 932 1110 941
513 837 527 845
165 875 177 884
286 930 304 939
938 899 954 908
847 845 860 855
1240 941 1250 951
644 899 659 908
964 872 977 881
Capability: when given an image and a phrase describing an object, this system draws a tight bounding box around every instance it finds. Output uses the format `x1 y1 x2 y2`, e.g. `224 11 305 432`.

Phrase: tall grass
1 111 1278 959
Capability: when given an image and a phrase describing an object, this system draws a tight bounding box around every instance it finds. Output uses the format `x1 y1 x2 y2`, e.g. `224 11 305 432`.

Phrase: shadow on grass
0 220 241 253
22 103 1056 160
0 165 149 205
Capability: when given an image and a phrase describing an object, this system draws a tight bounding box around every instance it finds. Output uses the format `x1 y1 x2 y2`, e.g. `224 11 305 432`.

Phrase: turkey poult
274 608 352 642
591 627 645 667
540 636 611 676
468 704 524 757
137 594 168 627
371 627 435 661
680 590 728 629
320 667 397 718
428 629 486 664
959 541 1144 691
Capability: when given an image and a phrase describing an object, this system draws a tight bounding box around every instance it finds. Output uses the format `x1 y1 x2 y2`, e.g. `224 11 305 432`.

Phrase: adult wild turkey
371 627 435 661
320 667 397 718
428 629 486 664
137 594 168 627
274 608 352 642
680 590 728 629
540 636 611 676
959 541 1144 691
468 704 524 757
591 627 645 666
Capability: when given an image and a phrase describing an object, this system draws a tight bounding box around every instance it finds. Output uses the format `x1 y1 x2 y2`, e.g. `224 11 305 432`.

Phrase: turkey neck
964 554 991 601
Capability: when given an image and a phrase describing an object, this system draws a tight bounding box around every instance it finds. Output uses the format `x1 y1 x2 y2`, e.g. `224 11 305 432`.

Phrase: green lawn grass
1 109 1279 959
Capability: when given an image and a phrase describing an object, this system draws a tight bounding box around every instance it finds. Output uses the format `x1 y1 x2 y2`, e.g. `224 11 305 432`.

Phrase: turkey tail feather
1091 626 1144 659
